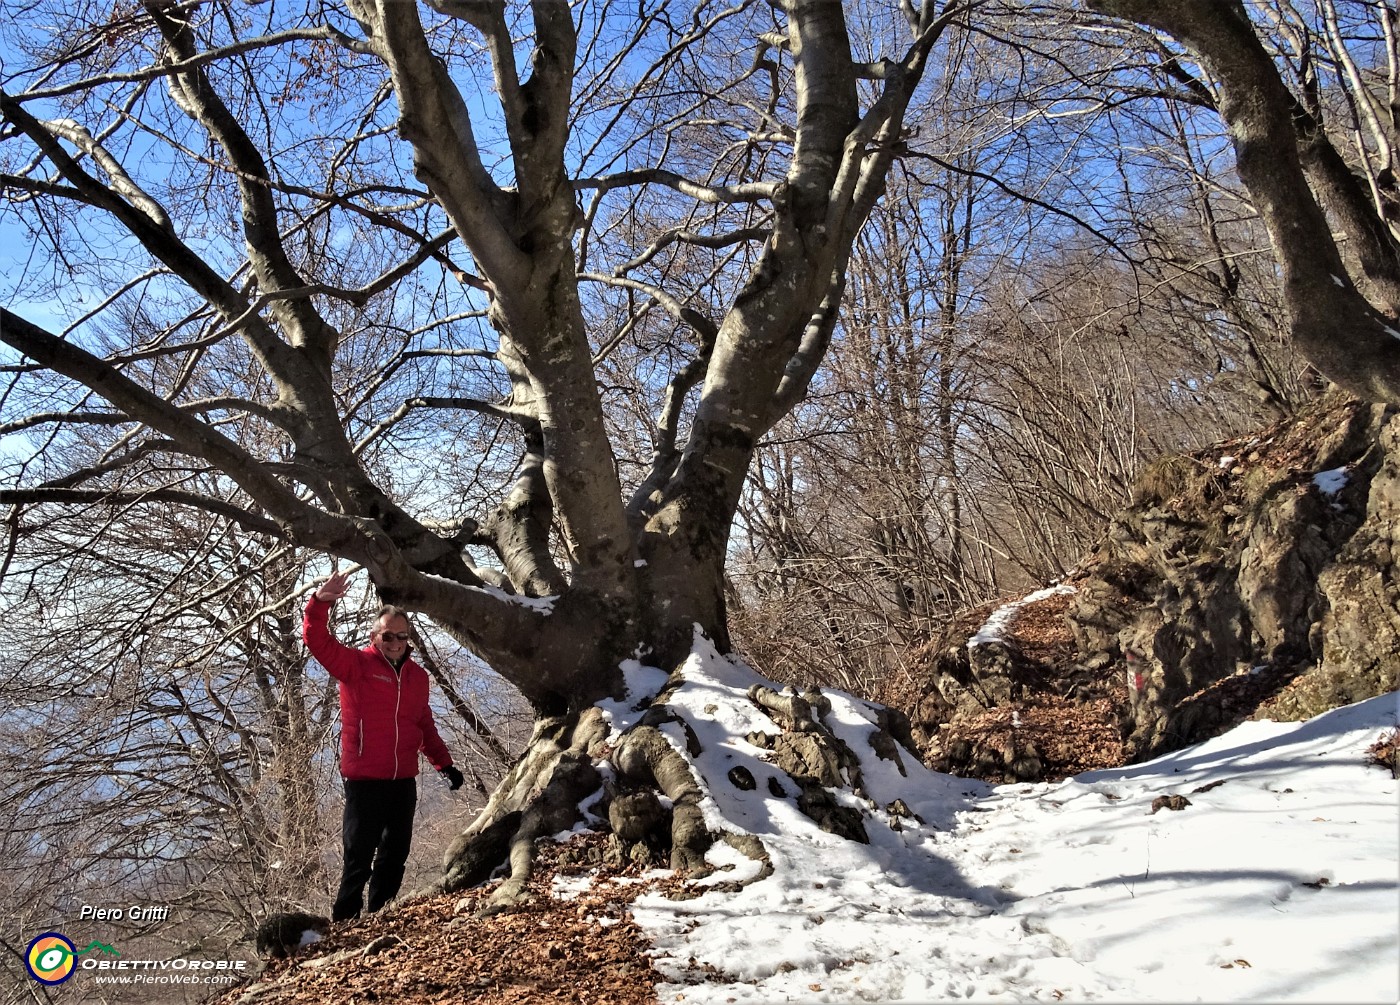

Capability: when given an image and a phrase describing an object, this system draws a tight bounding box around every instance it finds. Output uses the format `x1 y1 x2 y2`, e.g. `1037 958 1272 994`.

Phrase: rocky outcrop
1072 393 1396 758
908 392 1399 777
1267 410 1400 719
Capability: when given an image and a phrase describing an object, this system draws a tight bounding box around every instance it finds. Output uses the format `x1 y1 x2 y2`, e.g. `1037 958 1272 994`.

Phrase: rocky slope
903 392 1399 782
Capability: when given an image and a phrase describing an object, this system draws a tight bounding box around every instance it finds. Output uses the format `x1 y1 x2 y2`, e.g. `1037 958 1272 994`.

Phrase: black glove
440 765 464 791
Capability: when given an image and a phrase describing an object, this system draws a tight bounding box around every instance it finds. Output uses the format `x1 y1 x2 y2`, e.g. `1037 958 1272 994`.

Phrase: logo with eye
25 933 77 985
23 933 119 984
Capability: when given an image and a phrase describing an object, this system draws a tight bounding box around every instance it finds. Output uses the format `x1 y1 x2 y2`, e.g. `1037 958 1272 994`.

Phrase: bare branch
578 272 718 345
0 308 325 530
40 118 172 231
351 396 533 456
12 24 369 105
0 91 308 390
612 224 771 276
0 486 284 538
0 410 131 437
356 0 526 285
576 169 778 204
144 1 339 363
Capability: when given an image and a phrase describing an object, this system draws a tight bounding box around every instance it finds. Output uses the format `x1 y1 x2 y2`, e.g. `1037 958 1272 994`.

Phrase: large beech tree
4 0 1399 911
0 0 963 902
0 0 958 700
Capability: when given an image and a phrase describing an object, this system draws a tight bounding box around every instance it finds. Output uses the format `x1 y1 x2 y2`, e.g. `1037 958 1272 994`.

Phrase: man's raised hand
315 568 353 604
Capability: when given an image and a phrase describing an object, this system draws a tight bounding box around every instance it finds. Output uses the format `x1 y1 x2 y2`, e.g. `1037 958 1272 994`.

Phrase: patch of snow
969 583 1077 648
551 874 592 901
1313 467 1349 496
597 660 672 738
692 840 767 888
551 818 595 843
458 579 557 613
498 588 558 613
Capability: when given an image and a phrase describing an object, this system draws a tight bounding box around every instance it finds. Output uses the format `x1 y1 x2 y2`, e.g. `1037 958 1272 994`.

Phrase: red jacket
303 596 453 781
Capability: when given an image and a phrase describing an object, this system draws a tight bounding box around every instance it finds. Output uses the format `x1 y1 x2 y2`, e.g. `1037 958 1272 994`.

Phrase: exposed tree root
442 709 609 912
614 722 713 872
437 651 922 914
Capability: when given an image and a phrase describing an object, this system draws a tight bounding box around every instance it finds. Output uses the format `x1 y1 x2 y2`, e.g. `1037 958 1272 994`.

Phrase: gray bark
1090 0 1400 403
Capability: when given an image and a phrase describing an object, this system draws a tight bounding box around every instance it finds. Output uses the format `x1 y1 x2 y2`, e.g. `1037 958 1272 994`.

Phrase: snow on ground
968 585 1077 648
596 639 1398 1003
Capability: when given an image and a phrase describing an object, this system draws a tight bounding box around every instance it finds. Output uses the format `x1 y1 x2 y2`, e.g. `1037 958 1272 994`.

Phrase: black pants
333 778 417 922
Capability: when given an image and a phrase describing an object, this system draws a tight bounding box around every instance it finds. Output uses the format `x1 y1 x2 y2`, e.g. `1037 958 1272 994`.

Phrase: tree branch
0 308 330 531
612 224 771 277
576 169 778 204
353 0 525 285
578 273 718 343
0 89 310 397
1090 0 1400 402
0 486 285 538
144 0 340 366
477 436 567 598
10 25 365 105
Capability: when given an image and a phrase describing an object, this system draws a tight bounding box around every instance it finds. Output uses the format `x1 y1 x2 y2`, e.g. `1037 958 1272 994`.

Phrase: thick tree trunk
1090 0 1400 403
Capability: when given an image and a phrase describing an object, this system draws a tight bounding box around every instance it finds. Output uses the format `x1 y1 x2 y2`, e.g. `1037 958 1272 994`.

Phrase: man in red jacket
304 570 465 921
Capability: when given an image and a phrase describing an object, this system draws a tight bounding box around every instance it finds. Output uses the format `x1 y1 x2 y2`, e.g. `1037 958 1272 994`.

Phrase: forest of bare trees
730 0 1394 700
0 0 1395 977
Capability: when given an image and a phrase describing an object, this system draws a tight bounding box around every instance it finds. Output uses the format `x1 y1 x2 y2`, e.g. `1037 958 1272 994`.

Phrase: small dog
254 912 331 960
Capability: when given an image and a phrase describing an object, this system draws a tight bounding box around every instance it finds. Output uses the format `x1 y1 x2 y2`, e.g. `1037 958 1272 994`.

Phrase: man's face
372 614 411 662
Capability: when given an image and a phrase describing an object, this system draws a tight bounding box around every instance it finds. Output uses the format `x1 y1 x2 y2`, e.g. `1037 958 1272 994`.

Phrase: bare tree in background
731 158 999 698
0 514 337 951
729 7 1319 704
0 491 521 961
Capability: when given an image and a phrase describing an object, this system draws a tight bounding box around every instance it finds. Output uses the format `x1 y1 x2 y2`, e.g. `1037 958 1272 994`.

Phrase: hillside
194 392 1400 1005
896 392 1400 783
215 690 1398 1004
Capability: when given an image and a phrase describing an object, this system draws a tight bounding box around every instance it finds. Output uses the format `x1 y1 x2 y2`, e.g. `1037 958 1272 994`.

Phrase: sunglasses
376 631 411 642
